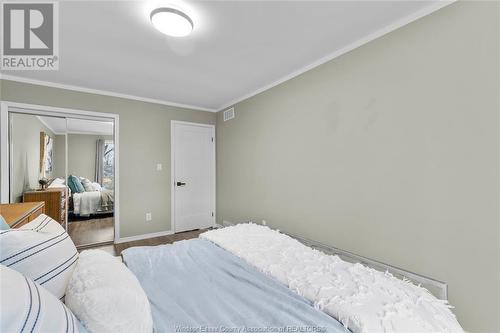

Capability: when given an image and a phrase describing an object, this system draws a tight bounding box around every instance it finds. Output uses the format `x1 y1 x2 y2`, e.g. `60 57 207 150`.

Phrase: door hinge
211 137 214 142
211 212 214 217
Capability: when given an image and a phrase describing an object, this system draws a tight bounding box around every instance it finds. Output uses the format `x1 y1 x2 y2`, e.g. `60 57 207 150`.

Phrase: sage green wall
1 79 216 238
10 113 56 202
67 134 113 181
216 2 499 332
53 135 66 180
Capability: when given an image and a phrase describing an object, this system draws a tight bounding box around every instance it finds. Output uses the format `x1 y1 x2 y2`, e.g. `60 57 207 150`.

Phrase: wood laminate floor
86 228 209 256
68 217 114 247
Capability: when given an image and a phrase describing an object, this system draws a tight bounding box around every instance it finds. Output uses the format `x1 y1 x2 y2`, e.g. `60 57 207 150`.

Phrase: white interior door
172 121 215 233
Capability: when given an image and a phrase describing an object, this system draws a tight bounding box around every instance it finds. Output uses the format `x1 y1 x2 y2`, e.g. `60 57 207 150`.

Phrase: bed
119 224 464 333
48 176 114 217
122 238 348 332
1 217 465 333
71 188 114 216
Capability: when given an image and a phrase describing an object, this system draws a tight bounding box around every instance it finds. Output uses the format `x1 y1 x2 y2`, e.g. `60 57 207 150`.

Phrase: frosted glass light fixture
150 7 194 37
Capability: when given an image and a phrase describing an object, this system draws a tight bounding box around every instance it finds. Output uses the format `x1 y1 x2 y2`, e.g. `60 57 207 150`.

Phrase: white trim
171 123 175 233
171 120 216 233
0 103 9 203
216 0 455 111
222 220 234 227
2 101 118 120
113 115 120 243
171 120 215 129
0 74 218 113
36 116 113 136
64 132 68 229
63 130 114 136
115 230 174 244
0 101 121 243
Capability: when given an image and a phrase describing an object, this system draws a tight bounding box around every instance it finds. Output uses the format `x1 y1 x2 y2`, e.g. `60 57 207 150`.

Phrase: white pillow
0 214 78 300
48 177 66 188
80 178 95 192
66 249 153 333
0 265 86 333
91 182 102 191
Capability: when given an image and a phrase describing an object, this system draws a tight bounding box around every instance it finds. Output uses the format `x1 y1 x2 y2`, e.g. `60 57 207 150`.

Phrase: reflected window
102 140 114 189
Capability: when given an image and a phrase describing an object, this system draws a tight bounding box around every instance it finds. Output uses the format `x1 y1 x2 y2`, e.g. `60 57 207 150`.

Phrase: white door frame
171 120 216 233
0 101 121 243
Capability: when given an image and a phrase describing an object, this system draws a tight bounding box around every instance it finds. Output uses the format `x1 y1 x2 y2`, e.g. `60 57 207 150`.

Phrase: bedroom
0 1 499 333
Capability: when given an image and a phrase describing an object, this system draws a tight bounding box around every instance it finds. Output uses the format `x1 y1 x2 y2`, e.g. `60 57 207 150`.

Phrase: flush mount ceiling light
150 7 194 37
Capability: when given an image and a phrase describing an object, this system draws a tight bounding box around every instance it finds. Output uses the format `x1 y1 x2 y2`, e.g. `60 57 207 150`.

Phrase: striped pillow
0 265 86 333
0 214 78 300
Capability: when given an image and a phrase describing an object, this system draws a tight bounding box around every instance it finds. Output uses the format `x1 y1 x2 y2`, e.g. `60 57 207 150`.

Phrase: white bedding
201 224 464 333
66 250 153 333
73 189 113 215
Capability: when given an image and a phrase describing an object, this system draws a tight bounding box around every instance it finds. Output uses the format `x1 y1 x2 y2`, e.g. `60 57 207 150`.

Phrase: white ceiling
39 116 114 136
1 1 451 111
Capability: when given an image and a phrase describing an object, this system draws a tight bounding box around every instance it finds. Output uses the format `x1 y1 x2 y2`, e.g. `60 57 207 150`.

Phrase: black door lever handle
176 182 186 186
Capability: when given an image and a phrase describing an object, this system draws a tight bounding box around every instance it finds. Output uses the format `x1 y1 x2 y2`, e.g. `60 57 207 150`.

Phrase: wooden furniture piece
0 202 45 228
23 188 67 224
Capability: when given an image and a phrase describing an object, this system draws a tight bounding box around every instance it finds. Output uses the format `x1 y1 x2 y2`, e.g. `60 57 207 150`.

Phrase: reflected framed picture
39 131 53 178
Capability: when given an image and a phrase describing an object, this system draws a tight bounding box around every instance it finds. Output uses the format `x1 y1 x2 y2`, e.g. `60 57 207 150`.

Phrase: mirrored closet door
10 113 68 227
66 118 115 247
8 109 116 248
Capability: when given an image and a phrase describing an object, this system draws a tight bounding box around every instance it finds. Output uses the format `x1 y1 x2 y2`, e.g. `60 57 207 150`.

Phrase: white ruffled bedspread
201 224 464 333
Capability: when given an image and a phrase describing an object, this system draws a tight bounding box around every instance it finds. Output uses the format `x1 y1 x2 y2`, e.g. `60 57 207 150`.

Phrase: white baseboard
222 220 234 227
115 230 174 244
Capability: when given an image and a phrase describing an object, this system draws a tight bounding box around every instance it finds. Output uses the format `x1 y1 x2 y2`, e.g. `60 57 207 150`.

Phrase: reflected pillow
49 177 66 188
92 182 102 191
80 178 94 192
68 175 85 193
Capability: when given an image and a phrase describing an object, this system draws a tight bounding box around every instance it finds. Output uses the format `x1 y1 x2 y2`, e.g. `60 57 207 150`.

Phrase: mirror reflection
10 113 66 203
9 113 115 247
66 118 115 247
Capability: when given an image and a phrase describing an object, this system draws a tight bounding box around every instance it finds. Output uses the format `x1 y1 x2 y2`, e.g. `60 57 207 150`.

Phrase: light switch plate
156 163 162 171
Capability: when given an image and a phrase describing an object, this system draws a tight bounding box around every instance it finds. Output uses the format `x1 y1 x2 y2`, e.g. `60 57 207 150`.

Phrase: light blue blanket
122 238 348 333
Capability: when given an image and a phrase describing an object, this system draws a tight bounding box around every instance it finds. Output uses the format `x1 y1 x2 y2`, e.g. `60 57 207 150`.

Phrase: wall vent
223 107 235 122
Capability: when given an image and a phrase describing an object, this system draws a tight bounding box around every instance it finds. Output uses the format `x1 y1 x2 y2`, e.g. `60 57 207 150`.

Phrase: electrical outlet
156 163 162 171
262 220 267 226
146 213 152 222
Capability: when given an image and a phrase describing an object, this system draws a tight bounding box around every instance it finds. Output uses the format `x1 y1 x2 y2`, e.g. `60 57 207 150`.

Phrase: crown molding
0 74 217 113
216 0 455 111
